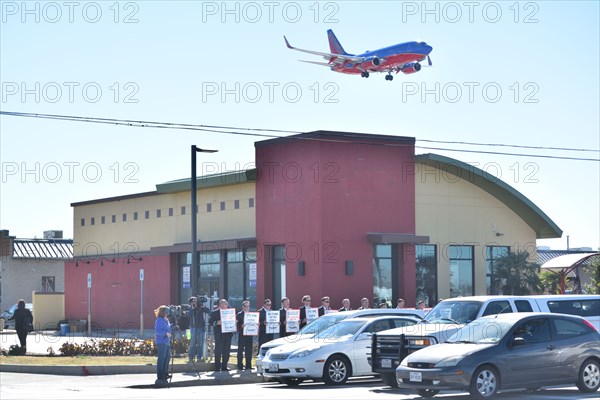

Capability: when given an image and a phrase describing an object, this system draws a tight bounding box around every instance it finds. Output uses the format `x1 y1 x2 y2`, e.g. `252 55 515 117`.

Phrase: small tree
582 256 600 294
538 270 561 294
493 251 541 295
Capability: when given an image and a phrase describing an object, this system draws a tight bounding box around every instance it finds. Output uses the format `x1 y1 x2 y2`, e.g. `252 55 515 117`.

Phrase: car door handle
546 345 555 350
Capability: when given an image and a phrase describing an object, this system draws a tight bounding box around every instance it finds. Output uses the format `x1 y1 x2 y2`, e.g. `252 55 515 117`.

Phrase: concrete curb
0 363 267 385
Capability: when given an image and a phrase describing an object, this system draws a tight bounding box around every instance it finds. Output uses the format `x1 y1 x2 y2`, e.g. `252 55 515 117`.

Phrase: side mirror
510 337 526 348
357 332 373 341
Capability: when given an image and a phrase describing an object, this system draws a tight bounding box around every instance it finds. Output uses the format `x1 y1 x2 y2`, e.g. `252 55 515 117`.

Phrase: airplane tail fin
327 29 348 55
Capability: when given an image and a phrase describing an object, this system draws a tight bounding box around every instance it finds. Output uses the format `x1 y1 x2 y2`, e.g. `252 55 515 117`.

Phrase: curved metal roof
415 153 562 239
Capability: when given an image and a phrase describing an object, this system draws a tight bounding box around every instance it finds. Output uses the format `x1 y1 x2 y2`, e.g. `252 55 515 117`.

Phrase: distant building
67 131 562 329
0 229 72 313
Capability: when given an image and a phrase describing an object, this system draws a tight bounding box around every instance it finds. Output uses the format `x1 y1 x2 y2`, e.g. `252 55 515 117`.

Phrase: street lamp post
191 145 218 297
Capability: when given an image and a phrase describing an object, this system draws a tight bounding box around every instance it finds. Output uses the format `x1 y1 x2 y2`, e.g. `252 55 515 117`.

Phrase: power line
1 111 599 162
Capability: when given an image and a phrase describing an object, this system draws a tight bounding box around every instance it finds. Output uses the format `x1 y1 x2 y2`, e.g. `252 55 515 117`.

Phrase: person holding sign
279 297 292 337
258 299 273 351
318 296 331 316
299 295 312 329
236 300 256 370
209 298 234 372
339 298 352 312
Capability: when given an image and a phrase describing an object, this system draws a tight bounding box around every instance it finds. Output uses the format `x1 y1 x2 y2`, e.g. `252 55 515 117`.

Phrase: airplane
284 29 433 81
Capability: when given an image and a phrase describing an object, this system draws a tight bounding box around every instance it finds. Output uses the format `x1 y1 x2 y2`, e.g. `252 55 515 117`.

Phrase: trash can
60 323 70 336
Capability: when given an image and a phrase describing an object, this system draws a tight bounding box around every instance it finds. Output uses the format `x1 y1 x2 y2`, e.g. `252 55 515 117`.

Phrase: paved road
1 372 597 400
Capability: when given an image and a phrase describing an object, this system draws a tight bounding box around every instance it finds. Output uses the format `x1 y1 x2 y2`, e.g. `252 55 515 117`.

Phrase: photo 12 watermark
200 1 340 23
1 82 140 104
201 81 340 104
398 81 540 104
1 1 140 23
399 1 540 24
1 161 140 184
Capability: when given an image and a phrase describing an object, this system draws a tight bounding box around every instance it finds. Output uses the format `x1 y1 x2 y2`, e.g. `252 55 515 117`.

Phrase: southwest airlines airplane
284 29 433 81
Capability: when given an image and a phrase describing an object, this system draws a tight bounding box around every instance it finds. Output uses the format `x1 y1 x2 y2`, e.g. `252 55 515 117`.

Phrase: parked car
1 302 33 330
372 294 600 387
262 315 420 386
256 308 424 374
396 312 600 399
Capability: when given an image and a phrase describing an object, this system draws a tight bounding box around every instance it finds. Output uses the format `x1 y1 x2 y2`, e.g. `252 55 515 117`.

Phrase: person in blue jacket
154 305 172 385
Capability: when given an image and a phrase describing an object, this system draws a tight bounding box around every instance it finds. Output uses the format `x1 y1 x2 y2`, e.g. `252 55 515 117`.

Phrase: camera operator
187 296 208 363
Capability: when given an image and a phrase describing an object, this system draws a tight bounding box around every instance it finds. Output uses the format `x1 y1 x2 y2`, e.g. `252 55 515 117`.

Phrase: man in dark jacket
8 299 33 352
187 296 208 362
279 297 292 337
317 296 331 316
298 295 311 329
209 299 234 371
236 300 254 370
258 299 273 352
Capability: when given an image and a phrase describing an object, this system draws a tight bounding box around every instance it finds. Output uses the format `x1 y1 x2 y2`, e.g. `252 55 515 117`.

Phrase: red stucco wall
256 133 417 308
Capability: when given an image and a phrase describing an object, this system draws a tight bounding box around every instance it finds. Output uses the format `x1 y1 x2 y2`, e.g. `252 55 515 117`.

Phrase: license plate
381 359 392 368
270 363 279 372
410 372 422 382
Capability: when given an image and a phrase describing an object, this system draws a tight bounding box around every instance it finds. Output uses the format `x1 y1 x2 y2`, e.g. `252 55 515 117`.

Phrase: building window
122 213 127 222
145 210 149 219
249 198 254 208
416 244 438 306
90 217 95 226
156 209 161 218
181 206 186 215
449 245 474 298
80 218 85 227
272 245 286 303
101 216 105 224
42 276 55 292
112 215 116 223
207 203 212 213
486 246 510 294
220 201 226 211
133 212 138 221
169 208 174 217
199 251 221 300
373 244 393 306
234 200 240 209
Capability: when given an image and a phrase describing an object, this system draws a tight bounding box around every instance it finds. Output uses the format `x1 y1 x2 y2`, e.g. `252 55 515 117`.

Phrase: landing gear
361 71 370 78
385 74 394 81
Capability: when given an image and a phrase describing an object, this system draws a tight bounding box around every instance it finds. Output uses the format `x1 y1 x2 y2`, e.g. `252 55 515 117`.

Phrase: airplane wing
299 60 334 67
284 36 364 64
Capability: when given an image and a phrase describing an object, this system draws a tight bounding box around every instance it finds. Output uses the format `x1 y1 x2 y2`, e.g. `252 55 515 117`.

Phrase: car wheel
323 355 351 385
381 372 398 388
577 358 600 393
469 365 499 399
416 388 440 398
281 378 304 386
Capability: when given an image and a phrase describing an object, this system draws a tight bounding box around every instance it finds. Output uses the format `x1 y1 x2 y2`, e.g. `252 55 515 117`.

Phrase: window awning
366 233 430 244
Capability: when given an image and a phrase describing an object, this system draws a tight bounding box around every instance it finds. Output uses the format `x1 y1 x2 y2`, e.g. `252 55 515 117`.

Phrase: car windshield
300 314 347 335
446 319 515 344
313 320 365 340
423 301 482 324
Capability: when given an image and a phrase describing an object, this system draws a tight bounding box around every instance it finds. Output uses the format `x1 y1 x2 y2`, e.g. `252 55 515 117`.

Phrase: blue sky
1 1 598 250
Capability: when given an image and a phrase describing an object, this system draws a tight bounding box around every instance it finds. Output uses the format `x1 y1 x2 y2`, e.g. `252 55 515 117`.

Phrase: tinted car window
552 317 596 339
547 299 600 318
392 318 417 328
482 301 511 316
514 318 551 343
515 300 534 312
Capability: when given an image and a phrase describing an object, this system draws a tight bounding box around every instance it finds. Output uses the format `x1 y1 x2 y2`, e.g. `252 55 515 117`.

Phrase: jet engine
400 62 422 74
360 56 382 70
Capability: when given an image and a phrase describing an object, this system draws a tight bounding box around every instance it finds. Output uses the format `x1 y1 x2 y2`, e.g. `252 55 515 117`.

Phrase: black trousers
16 329 27 348
237 335 253 368
258 332 273 354
214 332 232 370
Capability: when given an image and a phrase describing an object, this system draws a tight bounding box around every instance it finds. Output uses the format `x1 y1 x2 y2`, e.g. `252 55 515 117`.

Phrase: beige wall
73 182 256 257
0 259 65 313
32 291 65 330
415 162 537 299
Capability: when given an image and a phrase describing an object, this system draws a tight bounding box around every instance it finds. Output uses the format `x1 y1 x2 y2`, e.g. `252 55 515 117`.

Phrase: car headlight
289 347 321 359
400 357 409 367
435 355 465 367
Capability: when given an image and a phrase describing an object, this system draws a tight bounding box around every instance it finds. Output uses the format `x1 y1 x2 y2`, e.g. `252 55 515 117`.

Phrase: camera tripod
164 316 203 386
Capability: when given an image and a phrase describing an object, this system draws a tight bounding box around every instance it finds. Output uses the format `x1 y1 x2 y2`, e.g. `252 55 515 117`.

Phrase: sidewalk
0 330 264 385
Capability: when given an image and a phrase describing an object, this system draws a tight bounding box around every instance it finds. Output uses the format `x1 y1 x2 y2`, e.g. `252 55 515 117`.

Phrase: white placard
266 310 280 334
220 308 237 333
286 309 300 333
243 312 259 336
139 269 144 281
87 273 92 288
325 309 339 314
306 307 318 322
